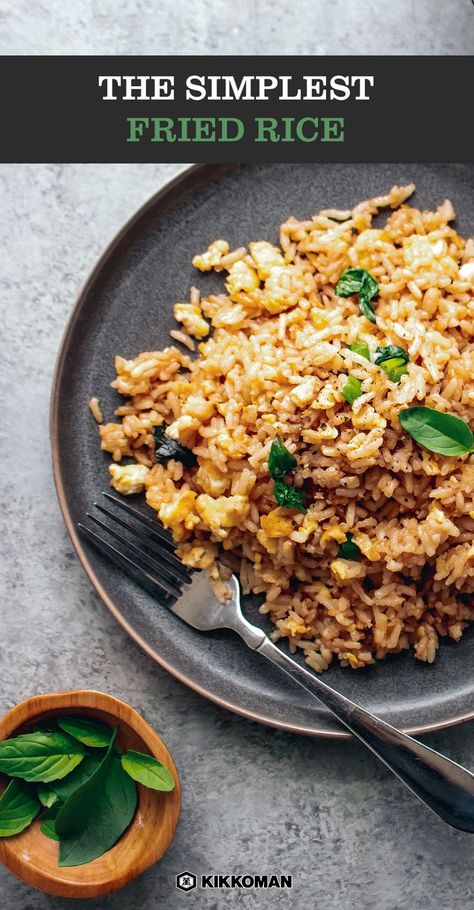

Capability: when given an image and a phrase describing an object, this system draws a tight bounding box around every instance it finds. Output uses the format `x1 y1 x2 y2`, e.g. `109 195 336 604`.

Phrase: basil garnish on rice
268 435 307 513
375 345 409 382
336 268 379 324
399 406 474 457
153 425 197 468
338 533 361 560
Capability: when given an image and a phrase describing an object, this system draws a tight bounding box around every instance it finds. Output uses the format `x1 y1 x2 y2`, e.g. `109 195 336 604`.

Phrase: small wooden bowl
0 690 181 898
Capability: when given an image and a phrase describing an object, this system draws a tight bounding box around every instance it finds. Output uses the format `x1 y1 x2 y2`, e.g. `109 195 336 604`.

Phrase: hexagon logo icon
176 871 197 892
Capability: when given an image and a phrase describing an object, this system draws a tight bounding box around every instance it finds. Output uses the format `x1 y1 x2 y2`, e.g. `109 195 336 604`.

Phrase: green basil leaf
57 717 112 749
268 435 297 480
121 751 175 792
56 730 137 867
0 732 86 783
37 783 60 809
0 779 41 837
40 803 62 841
399 407 474 456
336 268 379 324
341 375 363 405
348 341 371 360
274 480 307 514
49 754 103 802
338 532 361 561
153 425 197 468
358 296 377 324
374 345 409 365
378 357 409 382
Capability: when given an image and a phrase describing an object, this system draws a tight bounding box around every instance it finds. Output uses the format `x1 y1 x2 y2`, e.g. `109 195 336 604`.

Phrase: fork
78 492 474 833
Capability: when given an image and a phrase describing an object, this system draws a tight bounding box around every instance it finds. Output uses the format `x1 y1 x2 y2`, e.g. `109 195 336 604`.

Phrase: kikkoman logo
176 871 292 891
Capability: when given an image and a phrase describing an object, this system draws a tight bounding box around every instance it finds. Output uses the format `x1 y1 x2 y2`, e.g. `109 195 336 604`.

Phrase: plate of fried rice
52 163 474 737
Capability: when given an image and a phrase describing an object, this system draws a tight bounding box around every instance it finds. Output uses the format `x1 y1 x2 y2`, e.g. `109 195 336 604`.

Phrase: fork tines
78 493 192 605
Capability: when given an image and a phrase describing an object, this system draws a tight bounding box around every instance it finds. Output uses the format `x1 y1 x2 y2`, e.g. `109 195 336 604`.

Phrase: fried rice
97 183 474 672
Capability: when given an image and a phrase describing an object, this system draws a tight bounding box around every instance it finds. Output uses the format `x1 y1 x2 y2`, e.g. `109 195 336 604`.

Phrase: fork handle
256 636 474 832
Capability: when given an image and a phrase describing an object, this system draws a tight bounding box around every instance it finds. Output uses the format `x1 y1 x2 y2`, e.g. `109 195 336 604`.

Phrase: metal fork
79 492 474 833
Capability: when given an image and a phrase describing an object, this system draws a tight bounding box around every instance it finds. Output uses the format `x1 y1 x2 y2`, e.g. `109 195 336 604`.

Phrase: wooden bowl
0 690 181 898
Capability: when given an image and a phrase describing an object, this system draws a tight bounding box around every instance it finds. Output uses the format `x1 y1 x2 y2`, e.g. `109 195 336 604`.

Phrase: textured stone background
1 4 474 910
0 0 473 55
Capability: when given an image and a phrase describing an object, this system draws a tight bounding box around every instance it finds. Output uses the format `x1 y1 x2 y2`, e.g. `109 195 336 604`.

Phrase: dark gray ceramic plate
51 163 474 738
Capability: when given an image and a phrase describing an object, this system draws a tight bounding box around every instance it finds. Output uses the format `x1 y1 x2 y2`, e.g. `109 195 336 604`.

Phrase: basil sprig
341 375 363 406
0 715 176 867
153 425 197 468
338 532 361 561
336 268 379 324
375 345 409 383
399 406 474 457
268 435 306 513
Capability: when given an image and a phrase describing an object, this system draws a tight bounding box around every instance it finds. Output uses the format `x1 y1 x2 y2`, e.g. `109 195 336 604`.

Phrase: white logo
176 871 197 892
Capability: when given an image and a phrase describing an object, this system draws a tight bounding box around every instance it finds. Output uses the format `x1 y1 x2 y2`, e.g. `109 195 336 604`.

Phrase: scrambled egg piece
283 611 311 636
256 528 279 555
320 525 346 544
302 425 338 444
109 463 150 495
225 260 260 297
180 543 218 570
459 261 474 284
260 509 293 538
158 490 198 531
192 239 229 271
352 532 380 561
165 415 199 441
403 234 457 275
311 382 342 410
351 405 386 431
290 376 317 408
196 459 228 496
182 394 216 421
174 302 210 339
342 652 360 668
249 241 284 280
260 264 307 315
330 558 363 581
196 494 250 537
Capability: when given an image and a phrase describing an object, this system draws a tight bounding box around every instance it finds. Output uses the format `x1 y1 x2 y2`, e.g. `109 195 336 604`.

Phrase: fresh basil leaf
0 732 86 783
341 375 363 405
121 751 175 792
358 297 377 324
268 435 297 480
40 803 62 841
338 532 361 561
49 754 103 802
399 407 474 456
274 480 307 513
348 341 371 360
336 268 379 324
153 425 197 468
37 783 60 809
374 345 409 365
56 730 137 867
57 716 112 749
0 779 40 837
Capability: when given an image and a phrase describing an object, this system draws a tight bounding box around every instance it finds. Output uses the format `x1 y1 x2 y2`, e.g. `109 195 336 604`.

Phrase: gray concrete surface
0 0 473 55
1 162 474 910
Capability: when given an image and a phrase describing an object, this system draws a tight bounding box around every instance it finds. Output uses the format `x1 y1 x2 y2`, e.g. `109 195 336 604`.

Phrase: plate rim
50 162 474 740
